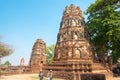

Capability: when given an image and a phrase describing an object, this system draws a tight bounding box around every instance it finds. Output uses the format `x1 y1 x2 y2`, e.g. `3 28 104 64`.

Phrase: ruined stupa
20 57 25 66
29 39 46 72
43 4 107 80
54 4 93 61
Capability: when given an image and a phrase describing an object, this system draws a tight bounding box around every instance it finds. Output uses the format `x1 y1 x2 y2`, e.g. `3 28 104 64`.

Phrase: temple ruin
29 39 46 72
0 39 46 74
1 4 112 80
20 58 25 66
43 4 108 80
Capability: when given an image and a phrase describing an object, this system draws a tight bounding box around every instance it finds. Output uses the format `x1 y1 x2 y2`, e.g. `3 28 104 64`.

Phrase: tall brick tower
29 39 46 72
54 4 93 61
44 4 107 80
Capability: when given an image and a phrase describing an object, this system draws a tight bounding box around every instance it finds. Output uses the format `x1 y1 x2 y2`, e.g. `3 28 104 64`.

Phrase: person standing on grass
39 70 43 80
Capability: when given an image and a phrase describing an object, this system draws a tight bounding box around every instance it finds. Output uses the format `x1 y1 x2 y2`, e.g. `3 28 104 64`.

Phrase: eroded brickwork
54 4 93 60
29 39 46 72
44 4 107 80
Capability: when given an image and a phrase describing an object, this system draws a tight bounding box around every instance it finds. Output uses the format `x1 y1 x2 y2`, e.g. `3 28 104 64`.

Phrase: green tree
85 0 120 63
46 44 55 64
1 60 11 67
0 39 13 57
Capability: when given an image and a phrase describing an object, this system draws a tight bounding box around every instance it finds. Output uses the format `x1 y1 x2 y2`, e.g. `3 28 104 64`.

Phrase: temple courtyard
0 74 65 80
0 73 120 80
0 3 120 80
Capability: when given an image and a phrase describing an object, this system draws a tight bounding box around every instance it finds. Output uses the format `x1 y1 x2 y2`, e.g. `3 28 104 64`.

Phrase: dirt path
0 74 64 80
1 73 120 80
0 74 38 80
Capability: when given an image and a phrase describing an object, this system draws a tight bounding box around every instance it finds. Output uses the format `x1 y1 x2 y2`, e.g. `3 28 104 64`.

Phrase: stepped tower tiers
29 39 46 72
54 4 93 61
43 4 108 80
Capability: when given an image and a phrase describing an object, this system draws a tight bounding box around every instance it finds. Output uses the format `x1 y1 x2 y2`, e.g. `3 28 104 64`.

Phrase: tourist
39 70 43 80
47 70 53 80
46 71 50 80
49 70 53 80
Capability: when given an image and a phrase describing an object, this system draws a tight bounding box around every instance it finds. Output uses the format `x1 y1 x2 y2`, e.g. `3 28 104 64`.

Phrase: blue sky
0 0 95 65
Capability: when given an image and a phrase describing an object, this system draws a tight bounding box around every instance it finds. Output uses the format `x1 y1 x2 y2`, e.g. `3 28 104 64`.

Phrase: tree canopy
46 44 55 64
85 0 120 63
0 39 13 57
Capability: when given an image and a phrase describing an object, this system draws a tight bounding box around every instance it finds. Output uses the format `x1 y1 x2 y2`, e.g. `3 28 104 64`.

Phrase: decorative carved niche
78 32 84 39
57 52 61 59
68 51 72 58
71 19 76 26
74 49 80 58
74 32 78 40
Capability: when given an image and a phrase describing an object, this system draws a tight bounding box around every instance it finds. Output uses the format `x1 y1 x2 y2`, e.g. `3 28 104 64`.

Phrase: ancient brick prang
54 4 93 60
29 39 46 72
43 4 108 80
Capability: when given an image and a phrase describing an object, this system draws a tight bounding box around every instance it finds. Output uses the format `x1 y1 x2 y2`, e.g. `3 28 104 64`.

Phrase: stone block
81 74 106 80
